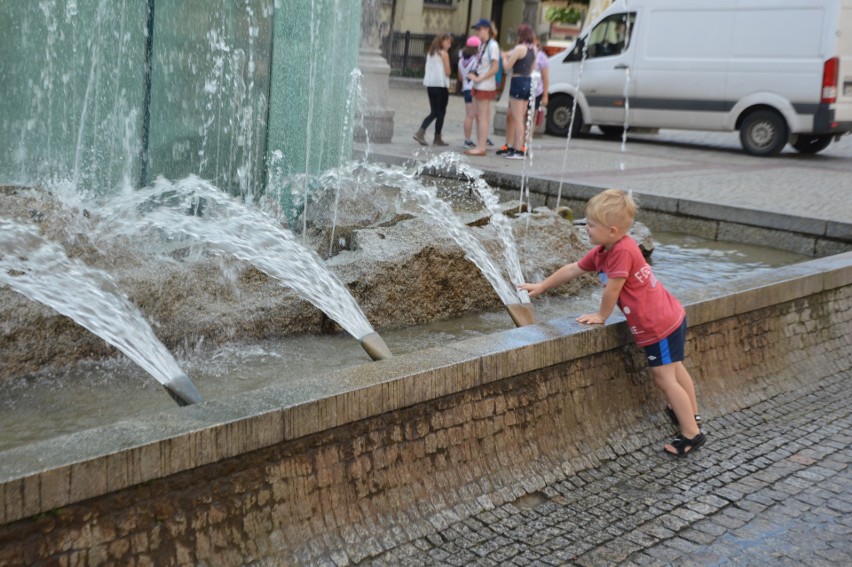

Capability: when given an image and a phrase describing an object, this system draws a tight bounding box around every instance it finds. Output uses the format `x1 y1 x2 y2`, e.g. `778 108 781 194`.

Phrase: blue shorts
463 89 473 104
643 318 687 367
509 76 532 100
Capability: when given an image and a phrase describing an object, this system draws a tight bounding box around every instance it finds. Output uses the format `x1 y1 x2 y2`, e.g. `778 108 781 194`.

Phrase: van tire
739 110 788 156
546 94 583 137
791 134 833 154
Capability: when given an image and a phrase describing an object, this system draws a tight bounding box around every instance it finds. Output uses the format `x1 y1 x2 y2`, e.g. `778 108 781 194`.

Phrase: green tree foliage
545 1 590 25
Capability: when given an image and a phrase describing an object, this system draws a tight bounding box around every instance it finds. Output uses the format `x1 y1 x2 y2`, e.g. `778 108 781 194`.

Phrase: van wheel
739 110 789 156
546 94 583 137
791 134 833 154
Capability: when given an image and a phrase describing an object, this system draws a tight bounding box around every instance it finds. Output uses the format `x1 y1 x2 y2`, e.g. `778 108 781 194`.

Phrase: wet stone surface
366 371 852 566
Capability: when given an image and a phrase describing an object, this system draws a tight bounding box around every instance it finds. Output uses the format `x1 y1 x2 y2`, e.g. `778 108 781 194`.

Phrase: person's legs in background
433 87 449 146
414 87 441 145
507 98 529 158
465 90 494 155
463 90 476 148
498 112 515 155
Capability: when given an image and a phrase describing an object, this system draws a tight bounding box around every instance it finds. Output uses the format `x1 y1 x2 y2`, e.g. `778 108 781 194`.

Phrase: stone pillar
355 0 395 143
524 0 540 29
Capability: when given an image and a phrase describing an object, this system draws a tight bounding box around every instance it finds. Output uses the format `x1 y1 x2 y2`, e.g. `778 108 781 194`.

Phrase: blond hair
586 189 637 231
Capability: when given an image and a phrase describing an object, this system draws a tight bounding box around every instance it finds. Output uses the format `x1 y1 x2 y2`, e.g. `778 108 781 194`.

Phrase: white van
545 0 852 155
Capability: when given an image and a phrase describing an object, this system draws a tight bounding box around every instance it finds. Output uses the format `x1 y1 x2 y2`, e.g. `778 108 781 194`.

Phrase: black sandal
665 406 702 429
664 432 706 457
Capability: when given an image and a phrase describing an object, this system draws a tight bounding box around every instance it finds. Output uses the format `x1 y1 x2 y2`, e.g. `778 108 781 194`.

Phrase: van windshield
564 12 635 62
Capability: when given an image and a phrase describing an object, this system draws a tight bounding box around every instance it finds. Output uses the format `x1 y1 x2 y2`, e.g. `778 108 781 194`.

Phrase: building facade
381 0 543 49
378 1 612 75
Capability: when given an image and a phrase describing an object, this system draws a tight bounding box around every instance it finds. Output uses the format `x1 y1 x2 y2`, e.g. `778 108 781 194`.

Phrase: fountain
0 167 592 451
297 154 539 326
0 1 359 193
95 176 392 360
0 217 202 406
1 0 555 397
0 1 381 401
1 0 803 429
1 3 842 565
414 154 535 326
1 151 581 392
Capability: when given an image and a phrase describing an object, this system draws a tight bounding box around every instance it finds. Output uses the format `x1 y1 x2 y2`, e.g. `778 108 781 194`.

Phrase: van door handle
614 64 629 70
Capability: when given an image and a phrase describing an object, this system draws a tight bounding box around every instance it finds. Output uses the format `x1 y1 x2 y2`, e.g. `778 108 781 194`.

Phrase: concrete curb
355 149 852 253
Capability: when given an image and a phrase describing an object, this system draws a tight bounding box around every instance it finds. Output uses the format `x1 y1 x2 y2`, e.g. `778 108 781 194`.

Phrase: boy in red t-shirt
519 189 705 457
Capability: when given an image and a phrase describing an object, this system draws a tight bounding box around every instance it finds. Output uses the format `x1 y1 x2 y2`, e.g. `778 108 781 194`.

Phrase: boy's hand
518 282 544 298
577 312 606 325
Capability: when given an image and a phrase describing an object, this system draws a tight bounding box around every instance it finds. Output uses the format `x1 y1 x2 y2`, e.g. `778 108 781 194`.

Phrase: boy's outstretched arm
577 277 626 324
518 262 587 298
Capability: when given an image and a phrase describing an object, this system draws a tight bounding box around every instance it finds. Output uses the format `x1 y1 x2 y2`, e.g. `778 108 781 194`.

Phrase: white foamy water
451 158 530 304
376 155 528 306
97 175 376 340
0 217 187 388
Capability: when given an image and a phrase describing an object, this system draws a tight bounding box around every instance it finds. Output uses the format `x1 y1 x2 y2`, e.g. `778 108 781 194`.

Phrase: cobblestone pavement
367 370 852 566
359 82 852 567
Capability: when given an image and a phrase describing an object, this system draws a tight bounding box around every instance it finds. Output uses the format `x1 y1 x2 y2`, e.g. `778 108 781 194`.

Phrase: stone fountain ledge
364 151 852 258
0 252 850 564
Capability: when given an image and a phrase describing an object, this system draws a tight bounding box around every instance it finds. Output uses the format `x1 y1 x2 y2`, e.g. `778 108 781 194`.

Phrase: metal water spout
162 373 204 406
359 331 393 361
505 303 536 327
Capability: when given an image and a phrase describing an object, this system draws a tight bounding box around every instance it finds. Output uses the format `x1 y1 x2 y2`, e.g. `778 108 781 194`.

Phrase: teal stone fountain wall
267 0 361 182
0 0 147 192
0 0 360 196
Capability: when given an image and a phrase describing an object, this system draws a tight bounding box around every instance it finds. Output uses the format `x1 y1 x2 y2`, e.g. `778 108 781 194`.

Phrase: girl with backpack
464 19 501 156
458 35 482 149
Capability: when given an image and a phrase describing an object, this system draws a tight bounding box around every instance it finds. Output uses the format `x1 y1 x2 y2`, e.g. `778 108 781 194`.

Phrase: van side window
572 13 635 60
563 38 586 62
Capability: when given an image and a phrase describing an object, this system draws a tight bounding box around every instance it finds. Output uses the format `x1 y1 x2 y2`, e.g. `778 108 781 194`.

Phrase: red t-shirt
577 236 685 346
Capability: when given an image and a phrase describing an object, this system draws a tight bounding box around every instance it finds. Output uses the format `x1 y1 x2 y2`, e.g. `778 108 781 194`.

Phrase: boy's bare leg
673 362 699 416
651 364 701 446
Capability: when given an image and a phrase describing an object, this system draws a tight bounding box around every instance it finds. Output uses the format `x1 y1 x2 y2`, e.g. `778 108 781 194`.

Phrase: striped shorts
643 318 687 367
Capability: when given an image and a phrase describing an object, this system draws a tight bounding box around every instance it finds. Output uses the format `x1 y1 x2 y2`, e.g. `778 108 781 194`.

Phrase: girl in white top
464 19 501 156
413 32 452 147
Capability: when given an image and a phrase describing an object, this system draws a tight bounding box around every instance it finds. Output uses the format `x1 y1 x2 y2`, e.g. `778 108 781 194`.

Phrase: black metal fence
382 31 466 78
